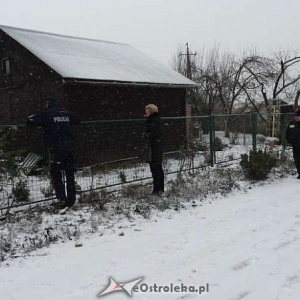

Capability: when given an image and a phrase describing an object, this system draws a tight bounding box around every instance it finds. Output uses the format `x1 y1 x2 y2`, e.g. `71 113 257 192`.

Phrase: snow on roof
0 25 196 87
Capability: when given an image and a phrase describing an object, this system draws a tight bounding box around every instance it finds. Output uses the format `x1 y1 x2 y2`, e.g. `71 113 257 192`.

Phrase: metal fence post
209 115 215 167
243 114 246 146
252 113 257 151
280 113 287 150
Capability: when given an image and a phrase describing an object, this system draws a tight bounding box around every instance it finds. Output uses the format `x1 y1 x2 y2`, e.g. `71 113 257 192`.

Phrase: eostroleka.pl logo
97 277 210 297
97 277 144 297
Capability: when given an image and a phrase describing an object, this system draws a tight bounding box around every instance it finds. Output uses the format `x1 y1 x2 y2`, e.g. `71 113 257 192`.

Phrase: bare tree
194 49 259 136
244 51 300 107
172 45 300 139
191 46 221 115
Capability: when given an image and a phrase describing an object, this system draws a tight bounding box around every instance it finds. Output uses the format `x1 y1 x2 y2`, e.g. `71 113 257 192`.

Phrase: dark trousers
49 150 76 207
293 147 300 176
150 163 164 193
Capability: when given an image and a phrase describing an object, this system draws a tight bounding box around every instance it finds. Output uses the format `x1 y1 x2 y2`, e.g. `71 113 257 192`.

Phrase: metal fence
0 112 294 212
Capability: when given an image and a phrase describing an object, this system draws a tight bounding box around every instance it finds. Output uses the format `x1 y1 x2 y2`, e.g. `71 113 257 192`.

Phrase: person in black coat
286 109 300 178
143 104 164 195
27 96 80 209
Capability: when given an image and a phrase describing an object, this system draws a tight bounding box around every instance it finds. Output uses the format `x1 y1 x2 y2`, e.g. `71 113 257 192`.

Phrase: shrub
256 134 266 144
121 184 143 198
214 137 225 151
12 180 30 202
119 171 127 183
79 190 109 210
240 149 277 181
194 140 209 151
40 185 55 197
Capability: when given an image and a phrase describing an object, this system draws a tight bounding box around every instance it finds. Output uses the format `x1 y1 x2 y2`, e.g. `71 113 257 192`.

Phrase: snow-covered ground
1 173 300 300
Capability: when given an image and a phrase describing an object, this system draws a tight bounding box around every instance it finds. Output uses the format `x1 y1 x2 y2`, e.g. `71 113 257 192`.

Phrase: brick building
0 25 196 163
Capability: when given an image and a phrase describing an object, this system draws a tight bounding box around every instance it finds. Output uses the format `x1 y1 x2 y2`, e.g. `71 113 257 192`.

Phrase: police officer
286 109 300 179
27 96 80 211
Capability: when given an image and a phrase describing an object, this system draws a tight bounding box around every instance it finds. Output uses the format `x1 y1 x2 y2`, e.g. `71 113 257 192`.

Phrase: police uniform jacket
27 102 80 153
286 120 300 149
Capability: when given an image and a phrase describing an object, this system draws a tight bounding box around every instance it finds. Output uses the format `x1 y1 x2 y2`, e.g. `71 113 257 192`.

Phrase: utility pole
179 43 197 150
179 43 197 80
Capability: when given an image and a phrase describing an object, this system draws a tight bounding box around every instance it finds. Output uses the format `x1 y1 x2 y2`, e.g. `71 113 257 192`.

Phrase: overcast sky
1 0 300 66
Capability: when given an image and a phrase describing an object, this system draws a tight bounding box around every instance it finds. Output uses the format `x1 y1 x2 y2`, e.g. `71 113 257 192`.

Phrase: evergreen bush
240 149 277 180
12 180 30 202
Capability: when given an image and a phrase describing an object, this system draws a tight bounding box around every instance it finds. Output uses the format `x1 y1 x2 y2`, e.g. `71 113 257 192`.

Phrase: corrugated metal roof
0 25 196 87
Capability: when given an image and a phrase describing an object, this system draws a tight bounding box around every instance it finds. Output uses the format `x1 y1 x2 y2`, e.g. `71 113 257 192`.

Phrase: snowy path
1 177 300 300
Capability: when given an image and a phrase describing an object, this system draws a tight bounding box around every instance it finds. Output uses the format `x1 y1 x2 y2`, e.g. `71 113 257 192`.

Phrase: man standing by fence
286 109 300 179
27 96 80 213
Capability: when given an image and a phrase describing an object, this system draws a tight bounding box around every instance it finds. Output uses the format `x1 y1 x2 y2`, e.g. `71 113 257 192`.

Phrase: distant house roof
0 25 196 87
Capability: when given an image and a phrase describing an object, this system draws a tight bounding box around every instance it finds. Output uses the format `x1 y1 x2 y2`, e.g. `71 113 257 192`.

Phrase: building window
2 58 11 75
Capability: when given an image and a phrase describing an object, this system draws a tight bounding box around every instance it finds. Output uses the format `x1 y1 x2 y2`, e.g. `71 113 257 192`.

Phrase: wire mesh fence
0 112 294 213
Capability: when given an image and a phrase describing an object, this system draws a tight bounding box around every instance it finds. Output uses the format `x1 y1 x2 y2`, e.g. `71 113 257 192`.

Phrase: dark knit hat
295 109 300 116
